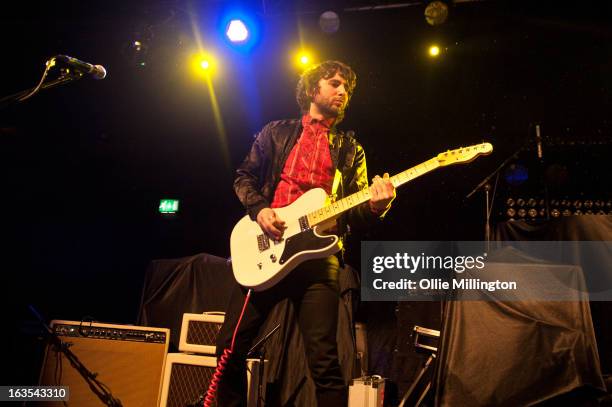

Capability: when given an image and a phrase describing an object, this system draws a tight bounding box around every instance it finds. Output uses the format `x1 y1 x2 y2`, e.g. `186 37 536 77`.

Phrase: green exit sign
159 199 180 214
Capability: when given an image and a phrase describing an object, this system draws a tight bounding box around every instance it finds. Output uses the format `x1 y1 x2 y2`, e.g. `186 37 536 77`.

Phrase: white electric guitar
230 143 493 291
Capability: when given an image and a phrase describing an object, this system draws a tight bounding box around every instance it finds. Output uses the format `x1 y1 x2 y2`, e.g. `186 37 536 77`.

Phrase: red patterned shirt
271 115 335 208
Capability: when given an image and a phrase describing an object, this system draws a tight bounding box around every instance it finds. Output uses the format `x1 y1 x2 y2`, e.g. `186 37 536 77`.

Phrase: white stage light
226 19 249 43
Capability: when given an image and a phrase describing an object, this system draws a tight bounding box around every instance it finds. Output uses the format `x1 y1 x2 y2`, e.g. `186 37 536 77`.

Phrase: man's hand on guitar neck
369 172 396 215
257 207 286 241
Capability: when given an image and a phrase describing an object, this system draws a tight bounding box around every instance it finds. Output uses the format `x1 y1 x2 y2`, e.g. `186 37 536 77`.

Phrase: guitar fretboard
306 157 440 226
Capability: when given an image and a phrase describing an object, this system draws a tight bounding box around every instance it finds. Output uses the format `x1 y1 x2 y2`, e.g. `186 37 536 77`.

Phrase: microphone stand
465 146 526 250
0 57 85 110
535 124 550 220
188 324 281 407
28 305 123 407
247 324 281 407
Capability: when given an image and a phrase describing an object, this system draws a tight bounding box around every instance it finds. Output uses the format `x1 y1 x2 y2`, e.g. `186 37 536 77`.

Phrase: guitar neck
306 157 440 227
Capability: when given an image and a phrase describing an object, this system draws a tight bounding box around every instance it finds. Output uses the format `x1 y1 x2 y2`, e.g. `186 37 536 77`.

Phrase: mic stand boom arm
188 324 281 407
0 56 86 110
29 305 123 407
465 145 526 249
247 324 281 407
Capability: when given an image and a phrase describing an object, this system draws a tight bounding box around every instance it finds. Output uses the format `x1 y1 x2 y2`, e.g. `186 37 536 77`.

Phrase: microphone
535 124 543 159
56 55 107 80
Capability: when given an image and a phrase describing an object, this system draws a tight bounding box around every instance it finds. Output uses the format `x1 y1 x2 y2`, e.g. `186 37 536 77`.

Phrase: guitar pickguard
279 229 337 265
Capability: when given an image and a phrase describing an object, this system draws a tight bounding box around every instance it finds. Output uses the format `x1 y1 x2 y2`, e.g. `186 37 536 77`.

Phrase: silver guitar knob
270 254 277 263
257 262 262 270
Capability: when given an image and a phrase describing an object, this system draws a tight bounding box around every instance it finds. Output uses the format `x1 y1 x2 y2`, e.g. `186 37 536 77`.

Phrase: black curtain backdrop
496 215 612 374
434 260 605 406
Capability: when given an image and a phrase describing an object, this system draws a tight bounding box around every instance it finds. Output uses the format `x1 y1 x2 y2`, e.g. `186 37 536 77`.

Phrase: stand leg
398 354 436 407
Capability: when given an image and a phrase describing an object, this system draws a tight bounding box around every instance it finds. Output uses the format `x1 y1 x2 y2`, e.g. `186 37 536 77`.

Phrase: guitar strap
332 133 348 267
329 130 346 203
331 169 342 203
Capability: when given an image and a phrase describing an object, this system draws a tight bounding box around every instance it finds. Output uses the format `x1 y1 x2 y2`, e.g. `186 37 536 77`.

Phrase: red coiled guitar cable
203 288 252 407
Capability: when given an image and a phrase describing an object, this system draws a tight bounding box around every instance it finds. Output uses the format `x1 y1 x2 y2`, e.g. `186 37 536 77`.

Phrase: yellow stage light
293 50 315 70
429 45 440 57
190 52 217 77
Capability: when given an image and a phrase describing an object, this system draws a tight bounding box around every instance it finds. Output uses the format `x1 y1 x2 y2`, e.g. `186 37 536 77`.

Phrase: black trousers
216 256 347 407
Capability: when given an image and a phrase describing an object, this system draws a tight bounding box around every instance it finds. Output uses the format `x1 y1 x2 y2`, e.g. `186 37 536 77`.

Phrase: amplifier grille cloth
167 364 216 407
187 320 223 346
39 337 166 406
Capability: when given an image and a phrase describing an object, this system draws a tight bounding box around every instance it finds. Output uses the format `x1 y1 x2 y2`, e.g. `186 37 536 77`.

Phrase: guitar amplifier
38 320 169 407
159 353 266 407
179 312 225 355
349 375 386 407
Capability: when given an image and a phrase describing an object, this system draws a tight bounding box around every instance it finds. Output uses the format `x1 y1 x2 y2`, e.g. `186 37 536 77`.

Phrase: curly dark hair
295 60 357 115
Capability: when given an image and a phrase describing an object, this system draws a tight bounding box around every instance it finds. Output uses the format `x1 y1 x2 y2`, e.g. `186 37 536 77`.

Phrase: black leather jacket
234 119 382 237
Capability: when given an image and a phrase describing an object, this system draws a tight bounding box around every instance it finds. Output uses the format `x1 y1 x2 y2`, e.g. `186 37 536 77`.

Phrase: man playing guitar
216 60 395 407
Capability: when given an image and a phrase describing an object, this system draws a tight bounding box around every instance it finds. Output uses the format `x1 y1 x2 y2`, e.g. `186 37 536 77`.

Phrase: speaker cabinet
38 320 169 407
159 353 266 407
178 312 224 355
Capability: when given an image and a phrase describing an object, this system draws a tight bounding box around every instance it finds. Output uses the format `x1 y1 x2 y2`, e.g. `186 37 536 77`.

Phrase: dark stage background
2 0 611 386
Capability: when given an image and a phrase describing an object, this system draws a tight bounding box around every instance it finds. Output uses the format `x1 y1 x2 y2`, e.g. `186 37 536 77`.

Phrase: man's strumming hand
256 207 286 240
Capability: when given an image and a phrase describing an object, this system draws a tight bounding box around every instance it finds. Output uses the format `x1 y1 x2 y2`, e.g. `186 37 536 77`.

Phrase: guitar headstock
436 142 493 167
